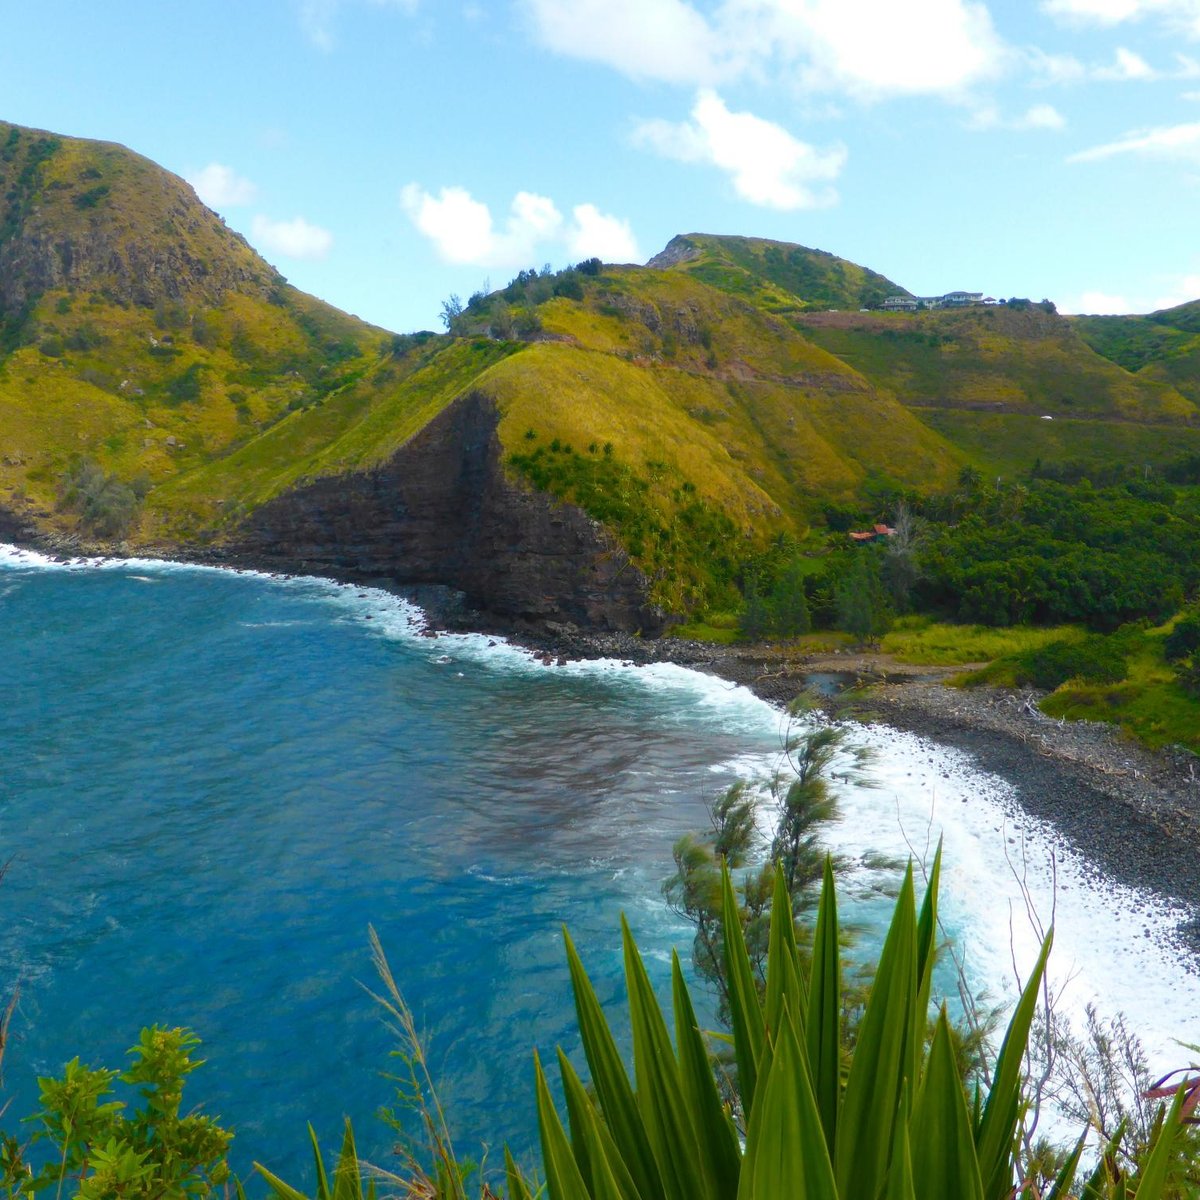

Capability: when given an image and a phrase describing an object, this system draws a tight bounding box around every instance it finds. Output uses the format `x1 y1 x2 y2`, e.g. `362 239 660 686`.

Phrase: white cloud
967 102 1067 130
726 0 1006 99
1027 44 1198 83
522 0 1005 99
634 89 846 209
1043 0 1200 36
299 0 419 50
567 205 640 262
1068 119 1200 160
1069 290 1134 313
1095 46 1157 78
1062 274 1200 312
400 184 639 267
521 0 725 83
250 215 334 260
1151 272 1200 308
187 163 258 209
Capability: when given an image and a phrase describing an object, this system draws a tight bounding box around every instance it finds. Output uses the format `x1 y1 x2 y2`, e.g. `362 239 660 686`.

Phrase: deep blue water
5 548 1198 1189
0 551 782 1185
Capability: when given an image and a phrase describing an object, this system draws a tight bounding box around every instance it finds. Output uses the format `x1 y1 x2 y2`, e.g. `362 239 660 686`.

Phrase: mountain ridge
3 119 1200 628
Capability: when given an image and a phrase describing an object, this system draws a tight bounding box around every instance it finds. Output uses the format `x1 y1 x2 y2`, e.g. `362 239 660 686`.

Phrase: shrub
1164 613 1200 663
57 458 141 538
1013 637 1128 690
0 1027 233 1197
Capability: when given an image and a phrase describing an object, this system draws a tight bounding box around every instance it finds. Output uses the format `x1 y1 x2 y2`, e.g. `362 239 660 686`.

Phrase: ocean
1 544 1196 1184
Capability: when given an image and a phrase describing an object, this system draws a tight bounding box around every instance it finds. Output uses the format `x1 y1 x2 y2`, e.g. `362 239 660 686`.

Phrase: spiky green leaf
721 866 765 1115
835 863 918 1200
910 1011 984 1200
563 927 664 1200
622 917 713 1200
671 951 742 1196
559 1049 642 1200
976 930 1053 1200
806 857 841 1157
737 1006 837 1200
535 1051 595 1200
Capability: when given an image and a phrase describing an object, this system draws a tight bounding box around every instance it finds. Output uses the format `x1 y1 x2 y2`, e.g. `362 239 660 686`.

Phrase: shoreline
510 623 1200 948
7 536 1200 943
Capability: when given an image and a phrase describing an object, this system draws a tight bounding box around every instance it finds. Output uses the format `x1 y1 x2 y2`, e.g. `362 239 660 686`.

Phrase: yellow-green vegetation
957 618 1200 751
6 119 1200 645
1074 301 1200 405
795 306 1197 426
915 410 1200 479
0 120 393 532
652 232 908 313
672 610 740 642
881 616 1085 666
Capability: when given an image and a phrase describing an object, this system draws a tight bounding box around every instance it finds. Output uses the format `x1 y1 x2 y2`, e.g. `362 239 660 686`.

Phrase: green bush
0 1027 233 1198
1164 614 1200 663
1013 637 1128 690
57 458 141 538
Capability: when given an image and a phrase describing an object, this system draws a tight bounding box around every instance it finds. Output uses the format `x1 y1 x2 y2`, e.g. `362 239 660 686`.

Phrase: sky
4 0 1200 332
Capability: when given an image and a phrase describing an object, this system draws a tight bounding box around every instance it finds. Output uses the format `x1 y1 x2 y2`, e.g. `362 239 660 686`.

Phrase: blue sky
4 0 1200 332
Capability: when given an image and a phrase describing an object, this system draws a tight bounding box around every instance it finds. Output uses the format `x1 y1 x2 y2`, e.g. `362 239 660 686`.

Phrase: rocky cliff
227 390 664 633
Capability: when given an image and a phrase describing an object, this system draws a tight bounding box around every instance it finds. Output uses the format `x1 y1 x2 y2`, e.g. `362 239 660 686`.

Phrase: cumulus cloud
522 0 725 83
250 214 334 260
522 0 1004 100
1063 274 1200 313
633 89 846 209
400 184 639 267
187 163 258 209
1043 0 1200 35
967 102 1067 130
1151 272 1200 308
1027 44 1198 84
1068 119 1200 161
1068 290 1134 313
299 0 419 50
566 204 640 262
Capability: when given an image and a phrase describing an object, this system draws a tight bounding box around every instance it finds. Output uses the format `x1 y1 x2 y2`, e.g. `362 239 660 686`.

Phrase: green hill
648 232 908 313
1074 300 1200 406
0 119 390 527
4 120 1200 627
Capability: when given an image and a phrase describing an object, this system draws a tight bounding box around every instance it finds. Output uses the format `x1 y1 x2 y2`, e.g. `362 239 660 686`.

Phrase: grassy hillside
1074 301 1200 405
0 120 394 530
152 264 967 609
648 233 907 313
4 118 1200 627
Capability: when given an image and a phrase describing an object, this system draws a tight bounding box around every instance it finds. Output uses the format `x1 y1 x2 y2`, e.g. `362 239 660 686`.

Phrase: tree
882 500 922 611
439 293 464 332
769 557 812 637
664 696 873 1023
835 550 892 644
737 572 771 641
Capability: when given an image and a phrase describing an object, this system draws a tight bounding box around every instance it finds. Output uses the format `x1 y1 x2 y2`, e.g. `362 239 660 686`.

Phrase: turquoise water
4 546 1199 1185
0 550 781 1181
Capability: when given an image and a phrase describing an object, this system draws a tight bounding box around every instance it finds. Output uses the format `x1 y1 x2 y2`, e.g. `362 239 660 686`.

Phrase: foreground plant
0 1026 234 1198
536 852 1194 1200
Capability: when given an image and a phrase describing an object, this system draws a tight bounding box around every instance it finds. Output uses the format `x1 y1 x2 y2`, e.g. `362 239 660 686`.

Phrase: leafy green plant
0 1026 234 1198
536 854 1192 1199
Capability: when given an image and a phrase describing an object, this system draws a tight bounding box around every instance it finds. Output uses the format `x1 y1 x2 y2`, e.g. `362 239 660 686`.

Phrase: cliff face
229 391 664 633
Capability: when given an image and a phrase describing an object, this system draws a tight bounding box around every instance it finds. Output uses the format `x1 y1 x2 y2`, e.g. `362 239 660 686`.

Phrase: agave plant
534 849 1191 1200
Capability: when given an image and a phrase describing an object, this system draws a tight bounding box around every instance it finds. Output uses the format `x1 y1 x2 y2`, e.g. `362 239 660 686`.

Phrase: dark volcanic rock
228 390 665 633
